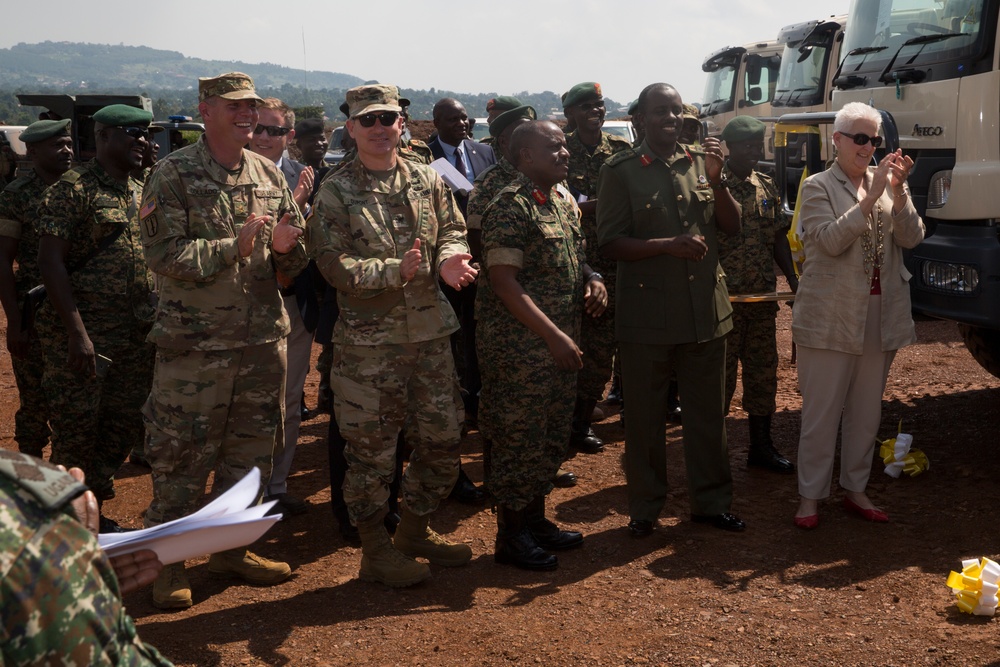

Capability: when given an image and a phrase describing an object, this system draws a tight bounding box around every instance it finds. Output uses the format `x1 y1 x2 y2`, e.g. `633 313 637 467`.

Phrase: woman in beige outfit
791 103 925 529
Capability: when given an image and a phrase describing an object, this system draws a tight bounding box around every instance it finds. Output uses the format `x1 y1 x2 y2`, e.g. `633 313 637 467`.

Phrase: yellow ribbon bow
879 421 929 478
947 557 1000 616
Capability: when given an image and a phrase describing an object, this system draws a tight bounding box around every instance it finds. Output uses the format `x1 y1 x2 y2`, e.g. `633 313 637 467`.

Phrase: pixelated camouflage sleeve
482 191 529 270
140 160 242 282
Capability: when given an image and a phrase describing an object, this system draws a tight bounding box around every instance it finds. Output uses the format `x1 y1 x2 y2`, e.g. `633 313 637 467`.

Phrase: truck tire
958 324 1000 379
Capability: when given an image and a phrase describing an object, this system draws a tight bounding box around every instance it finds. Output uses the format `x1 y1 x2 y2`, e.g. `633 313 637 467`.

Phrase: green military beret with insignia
295 118 325 137
720 115 766 143
627 100 639 116
490 105 536 138
19 118 72 144
92 104 153 128
346 84 402 118
198 71 263 103
487 96 521 114
563 82 602 109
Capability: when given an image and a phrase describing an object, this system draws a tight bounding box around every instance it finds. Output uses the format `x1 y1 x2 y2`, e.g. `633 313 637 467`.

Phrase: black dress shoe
748 445 795 474
691 512 746 532
495 527 558 570
449 468 487 504
300 402 315 421
627 519 655 537
98 515 134 534
552 469 578 488
666 404 682 424
526 515 583 551
570 423 604 454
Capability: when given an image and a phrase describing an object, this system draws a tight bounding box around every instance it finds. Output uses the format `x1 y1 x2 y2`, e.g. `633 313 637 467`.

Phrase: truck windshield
842 0 987 76
774 40 831 108
702 65 737 116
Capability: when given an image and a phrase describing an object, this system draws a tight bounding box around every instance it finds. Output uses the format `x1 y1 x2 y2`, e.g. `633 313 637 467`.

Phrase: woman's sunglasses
840 131 883 148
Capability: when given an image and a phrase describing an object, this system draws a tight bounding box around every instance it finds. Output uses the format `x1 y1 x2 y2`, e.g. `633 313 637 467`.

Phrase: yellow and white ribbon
879 424 929 478
947 557 1000 616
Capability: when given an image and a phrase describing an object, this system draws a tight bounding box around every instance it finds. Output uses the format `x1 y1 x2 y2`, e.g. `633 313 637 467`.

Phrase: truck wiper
880 32 971 82
833 46 887 89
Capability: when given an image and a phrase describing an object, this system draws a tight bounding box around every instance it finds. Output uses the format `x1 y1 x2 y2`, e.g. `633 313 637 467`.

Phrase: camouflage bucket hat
198 72 263 103
346 84 402 118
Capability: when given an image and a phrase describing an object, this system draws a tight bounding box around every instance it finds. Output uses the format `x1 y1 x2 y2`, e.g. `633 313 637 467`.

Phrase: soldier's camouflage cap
19 118 72 144
720 115 766 143
486 96 521 114
198 72 263 103
490 105 536 138
346 84 402 118
92 104 153 127
563 82 602 109
682 104 700 121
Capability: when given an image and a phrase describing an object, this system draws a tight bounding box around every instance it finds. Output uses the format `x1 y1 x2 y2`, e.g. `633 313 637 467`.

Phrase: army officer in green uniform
596 83 745 537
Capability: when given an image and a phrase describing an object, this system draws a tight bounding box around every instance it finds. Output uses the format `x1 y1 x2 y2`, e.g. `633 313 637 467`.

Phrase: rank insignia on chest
531 188 548 205
698 175 707 184
639 154 653 167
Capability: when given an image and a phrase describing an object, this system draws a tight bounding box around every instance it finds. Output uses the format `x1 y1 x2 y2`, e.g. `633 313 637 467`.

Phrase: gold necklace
859 201 884 277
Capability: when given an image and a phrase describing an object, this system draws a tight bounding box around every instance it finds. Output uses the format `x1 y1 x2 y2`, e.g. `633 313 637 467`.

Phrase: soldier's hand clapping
238 213 268 257
440 252 479 290
272 212 304 254
401 238 423 281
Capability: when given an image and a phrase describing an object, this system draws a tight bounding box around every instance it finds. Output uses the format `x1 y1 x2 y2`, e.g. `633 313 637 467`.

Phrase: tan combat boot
207 548 291 585
393 507 473 567
152 562 192 609
357 514 430 587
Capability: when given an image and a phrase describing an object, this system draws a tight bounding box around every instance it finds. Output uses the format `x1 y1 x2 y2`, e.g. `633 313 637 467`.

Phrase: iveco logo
912 124 943 137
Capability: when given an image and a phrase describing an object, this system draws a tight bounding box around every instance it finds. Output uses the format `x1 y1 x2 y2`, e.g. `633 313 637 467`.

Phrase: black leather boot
449 465 487 504
525 496 583 550
747 414 794 473
495 505 558 570
570 398 604 454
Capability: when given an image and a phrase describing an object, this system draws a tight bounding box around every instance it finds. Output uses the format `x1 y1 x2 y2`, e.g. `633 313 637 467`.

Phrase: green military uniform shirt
465 156 519 232
596 140 733 345
0 171 49 297
308 156 468 346
35 160 155 330
139 135 309 351
0 451 173 666
718 163 786 302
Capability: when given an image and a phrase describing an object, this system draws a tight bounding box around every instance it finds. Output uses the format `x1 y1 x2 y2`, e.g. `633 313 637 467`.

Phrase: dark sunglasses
356 112 400 128
840 131 883 148
253 124 291 137
113 126 150 140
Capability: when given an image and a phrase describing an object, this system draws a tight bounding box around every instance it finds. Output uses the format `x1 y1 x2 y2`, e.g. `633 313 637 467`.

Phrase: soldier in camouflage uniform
309 84 478 588
139 73 307 609
0 120 74 458
478 120 607 570
563 82 633 453
0 451 173 666
36 105 156 533
718 116 799 473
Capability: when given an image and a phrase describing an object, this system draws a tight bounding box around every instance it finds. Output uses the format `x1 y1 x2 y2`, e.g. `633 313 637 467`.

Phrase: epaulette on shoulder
409 138 430 150
606 133 633 148
59 169 83 185
474 162 499 184
683 142 707 156
606 148 638 167
3 174 34 193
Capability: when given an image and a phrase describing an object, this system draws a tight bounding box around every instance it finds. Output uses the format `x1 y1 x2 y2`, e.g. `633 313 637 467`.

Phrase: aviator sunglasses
356 111 400 128
253 124 291 137
840 131 883 148
111 126 150 140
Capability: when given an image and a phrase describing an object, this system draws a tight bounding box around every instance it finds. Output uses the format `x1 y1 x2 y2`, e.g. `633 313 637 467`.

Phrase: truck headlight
927 170 952 209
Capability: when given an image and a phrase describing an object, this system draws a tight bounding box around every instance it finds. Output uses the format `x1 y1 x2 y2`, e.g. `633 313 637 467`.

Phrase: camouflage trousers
725 303 779 416
332 337 462 524
40 322 153 502
478 335 576 511
577 278 616 403
11 334 51 456
142 340 286 526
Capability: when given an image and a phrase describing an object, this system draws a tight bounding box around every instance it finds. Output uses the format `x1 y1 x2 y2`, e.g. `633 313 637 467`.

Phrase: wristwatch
710 175 729 191
588 272 604 282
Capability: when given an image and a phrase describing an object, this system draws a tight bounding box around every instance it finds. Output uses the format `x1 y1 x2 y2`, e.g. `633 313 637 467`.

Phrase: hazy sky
3 0 848 105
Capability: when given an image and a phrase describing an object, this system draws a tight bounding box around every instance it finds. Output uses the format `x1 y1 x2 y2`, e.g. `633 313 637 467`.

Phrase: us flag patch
139 198 156 219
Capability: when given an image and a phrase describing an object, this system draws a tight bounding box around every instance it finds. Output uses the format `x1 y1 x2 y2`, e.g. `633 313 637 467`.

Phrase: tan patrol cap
198 72 263 103
346 84 402 118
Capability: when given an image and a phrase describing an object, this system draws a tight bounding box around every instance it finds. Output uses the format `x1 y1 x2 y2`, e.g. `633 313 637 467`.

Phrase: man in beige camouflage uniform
309 84 478 588
139 72 308 609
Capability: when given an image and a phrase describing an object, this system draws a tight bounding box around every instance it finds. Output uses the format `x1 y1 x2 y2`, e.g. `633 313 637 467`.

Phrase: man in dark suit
427 97 495 504
249 97 316 517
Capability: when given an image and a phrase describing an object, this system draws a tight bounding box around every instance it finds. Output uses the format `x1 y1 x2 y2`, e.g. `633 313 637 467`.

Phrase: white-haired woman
791 102 925 529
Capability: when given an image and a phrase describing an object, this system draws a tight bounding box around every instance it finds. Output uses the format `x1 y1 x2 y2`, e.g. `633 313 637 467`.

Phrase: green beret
19 119 72 144
720 115 766 143
627 99 639 116
487 96 521 114
563 82 602 109
295 118 325 137
92 104 152 128
489 105 536 138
